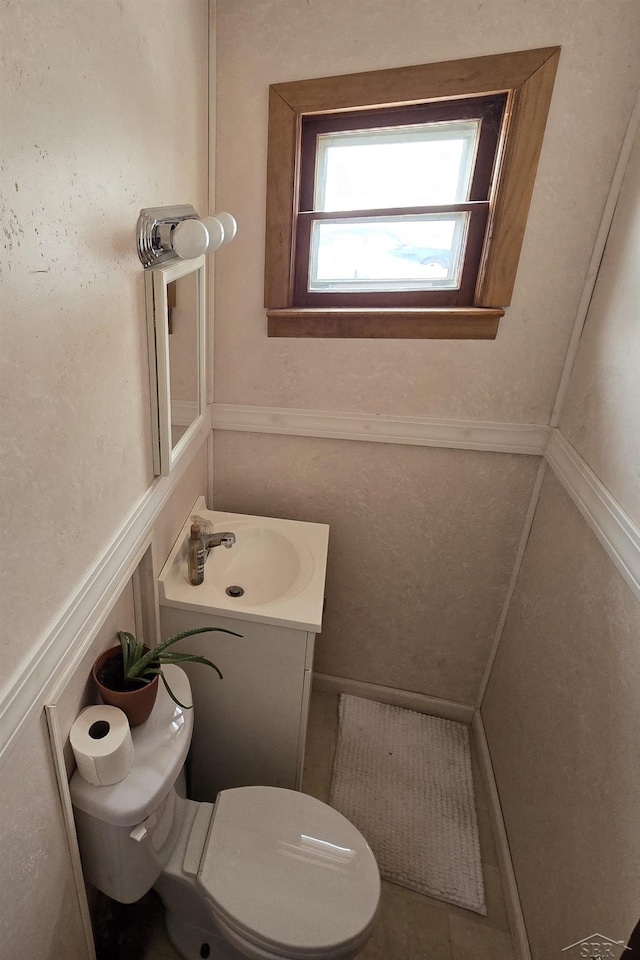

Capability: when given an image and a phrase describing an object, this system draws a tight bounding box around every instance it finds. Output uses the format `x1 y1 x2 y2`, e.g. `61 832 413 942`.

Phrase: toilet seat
197 787 380 960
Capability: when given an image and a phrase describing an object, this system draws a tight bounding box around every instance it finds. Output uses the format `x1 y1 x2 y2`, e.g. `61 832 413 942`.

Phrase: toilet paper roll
70 705 134 786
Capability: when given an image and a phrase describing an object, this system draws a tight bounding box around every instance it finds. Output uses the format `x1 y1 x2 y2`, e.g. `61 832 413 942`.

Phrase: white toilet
70 666 380 960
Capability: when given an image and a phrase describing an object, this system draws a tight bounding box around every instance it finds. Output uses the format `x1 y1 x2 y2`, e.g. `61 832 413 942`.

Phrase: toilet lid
198 786 380 958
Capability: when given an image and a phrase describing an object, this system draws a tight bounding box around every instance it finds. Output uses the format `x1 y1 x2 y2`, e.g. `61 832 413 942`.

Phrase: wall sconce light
136 205 237 267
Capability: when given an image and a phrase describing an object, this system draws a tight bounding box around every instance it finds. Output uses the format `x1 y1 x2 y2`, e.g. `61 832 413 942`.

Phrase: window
297 95 505 307
265 47 560 339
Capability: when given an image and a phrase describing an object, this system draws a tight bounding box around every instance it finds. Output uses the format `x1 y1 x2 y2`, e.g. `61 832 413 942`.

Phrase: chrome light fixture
136 205 237 267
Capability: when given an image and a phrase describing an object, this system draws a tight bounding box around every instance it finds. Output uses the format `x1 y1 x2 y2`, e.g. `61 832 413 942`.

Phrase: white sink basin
207 525 309 606
158 497 329 631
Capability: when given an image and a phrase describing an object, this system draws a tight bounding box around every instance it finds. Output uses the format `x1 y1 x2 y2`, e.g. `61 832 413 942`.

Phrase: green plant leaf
159 671 193 710
127 626 239 679
118 632 137 678
157 652 223 679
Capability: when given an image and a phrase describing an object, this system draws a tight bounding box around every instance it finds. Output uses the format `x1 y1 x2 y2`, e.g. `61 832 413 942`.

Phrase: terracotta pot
92 645 159 727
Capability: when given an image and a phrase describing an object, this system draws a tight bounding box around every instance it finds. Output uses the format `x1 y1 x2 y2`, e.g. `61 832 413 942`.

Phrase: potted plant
93 627 239 726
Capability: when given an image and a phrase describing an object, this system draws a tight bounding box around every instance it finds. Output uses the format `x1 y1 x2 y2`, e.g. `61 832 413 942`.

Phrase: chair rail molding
0 415 211 763
545 429 640 603
212 404 550 455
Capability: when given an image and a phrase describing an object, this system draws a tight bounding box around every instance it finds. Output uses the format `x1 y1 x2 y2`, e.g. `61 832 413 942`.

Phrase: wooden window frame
265 47 560 339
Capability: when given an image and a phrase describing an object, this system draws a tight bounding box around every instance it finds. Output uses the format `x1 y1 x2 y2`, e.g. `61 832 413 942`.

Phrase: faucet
203 531 236 554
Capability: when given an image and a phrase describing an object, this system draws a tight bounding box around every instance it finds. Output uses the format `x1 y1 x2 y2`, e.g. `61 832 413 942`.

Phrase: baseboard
472 712 531 960
213 404 550 456
312 673 475 723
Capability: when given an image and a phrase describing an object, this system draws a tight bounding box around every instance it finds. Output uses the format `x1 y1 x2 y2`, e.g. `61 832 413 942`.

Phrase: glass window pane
308 214 469 293
315 121 479 212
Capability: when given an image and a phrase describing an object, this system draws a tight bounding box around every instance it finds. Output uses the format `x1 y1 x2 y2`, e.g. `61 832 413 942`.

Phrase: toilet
70 666 380 960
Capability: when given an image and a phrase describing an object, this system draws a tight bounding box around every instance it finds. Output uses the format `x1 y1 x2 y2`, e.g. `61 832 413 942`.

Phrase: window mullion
298 202 487 220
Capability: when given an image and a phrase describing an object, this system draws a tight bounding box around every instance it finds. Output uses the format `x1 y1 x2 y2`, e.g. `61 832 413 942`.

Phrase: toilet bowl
70 666 380 960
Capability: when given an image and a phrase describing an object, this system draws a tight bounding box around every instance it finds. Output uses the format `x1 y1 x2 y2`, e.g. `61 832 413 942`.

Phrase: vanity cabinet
157 497 329 801
159 604 316 801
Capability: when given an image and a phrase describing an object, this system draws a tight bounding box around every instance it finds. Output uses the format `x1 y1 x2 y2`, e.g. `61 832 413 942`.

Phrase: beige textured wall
212 0 638 713
53 442 208 778
212 432 539 704
482 472 640 956
559 130 640 521
214 0 639 422
1 0 208 688
0 3 210 957
0 714 88 960
482 126 640 956
154 442 209 569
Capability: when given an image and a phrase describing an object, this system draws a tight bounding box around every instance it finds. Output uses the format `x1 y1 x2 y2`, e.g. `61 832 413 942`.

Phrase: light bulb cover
215 212 237 245
172 219 209 260
201 217 225 252
136 205 238 266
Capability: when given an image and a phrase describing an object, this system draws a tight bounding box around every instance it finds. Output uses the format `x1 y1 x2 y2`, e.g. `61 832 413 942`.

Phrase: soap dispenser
188 522 206 585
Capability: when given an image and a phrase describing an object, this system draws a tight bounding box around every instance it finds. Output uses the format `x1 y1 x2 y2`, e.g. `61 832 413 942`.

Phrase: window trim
264 47 560 339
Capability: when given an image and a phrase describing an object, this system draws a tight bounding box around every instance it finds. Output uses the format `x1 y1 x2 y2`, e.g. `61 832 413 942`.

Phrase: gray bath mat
329 695 486 914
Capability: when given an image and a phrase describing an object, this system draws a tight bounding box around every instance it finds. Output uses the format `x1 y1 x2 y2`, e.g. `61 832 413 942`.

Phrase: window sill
267 307 504 339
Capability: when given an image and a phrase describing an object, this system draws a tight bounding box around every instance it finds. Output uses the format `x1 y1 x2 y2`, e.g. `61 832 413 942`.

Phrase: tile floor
144 691 517 960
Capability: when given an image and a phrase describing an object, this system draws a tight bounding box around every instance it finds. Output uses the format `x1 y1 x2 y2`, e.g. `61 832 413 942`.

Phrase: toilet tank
70 666 193 903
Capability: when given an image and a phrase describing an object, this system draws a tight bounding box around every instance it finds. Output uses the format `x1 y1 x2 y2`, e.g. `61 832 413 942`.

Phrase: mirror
145 255 206 476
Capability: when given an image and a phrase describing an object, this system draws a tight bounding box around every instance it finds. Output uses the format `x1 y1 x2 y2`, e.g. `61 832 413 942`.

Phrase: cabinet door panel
160 606 308 799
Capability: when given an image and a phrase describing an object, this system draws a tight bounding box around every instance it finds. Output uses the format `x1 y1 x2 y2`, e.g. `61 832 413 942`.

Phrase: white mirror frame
145 254 207 476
